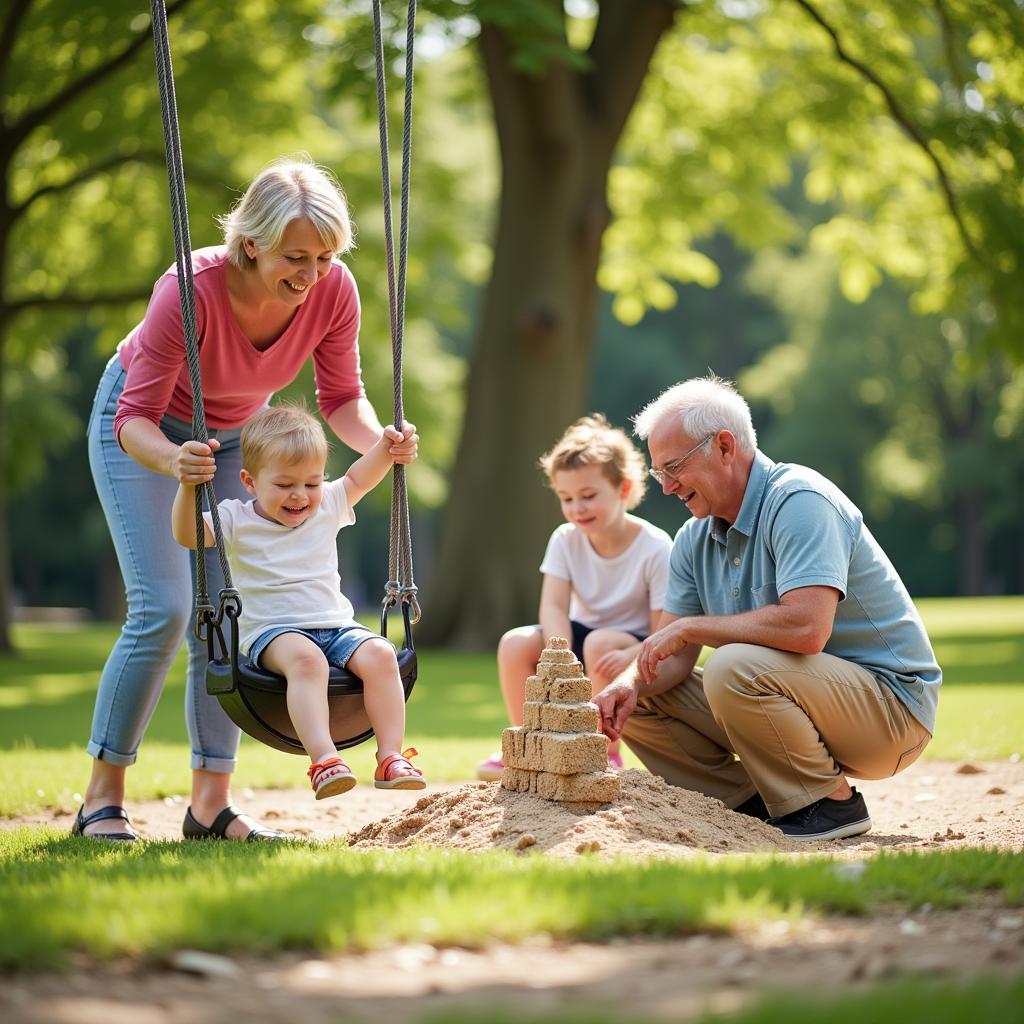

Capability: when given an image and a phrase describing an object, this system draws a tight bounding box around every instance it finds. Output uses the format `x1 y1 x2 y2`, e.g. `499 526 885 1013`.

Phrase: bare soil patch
3 902 1023 1024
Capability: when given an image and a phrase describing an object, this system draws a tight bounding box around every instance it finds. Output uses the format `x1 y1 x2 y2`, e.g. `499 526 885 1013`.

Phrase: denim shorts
249 624 385 670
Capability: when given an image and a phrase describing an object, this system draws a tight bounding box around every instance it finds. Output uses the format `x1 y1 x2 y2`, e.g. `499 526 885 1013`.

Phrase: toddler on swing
477 414 672 781
172 404 426 799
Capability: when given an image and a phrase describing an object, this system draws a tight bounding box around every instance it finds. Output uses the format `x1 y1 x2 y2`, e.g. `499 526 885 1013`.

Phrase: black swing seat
205 600 417 755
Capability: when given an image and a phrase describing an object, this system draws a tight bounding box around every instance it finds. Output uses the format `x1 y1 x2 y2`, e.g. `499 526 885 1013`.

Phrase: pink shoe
476 752 504 782
308 756 357 800
374 747 427 790
607 750 624 771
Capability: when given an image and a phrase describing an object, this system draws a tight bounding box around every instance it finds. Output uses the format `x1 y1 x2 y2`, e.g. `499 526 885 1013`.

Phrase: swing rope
149 0 236 642
148 0 419 643
372 0 420 624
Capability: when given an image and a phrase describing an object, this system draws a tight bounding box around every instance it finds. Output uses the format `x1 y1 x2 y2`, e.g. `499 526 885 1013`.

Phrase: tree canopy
4 0 1023 650
0 0 467 646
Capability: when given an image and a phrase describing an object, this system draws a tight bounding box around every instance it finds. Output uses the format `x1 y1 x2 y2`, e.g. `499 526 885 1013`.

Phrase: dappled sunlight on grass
928 635 1024 685
916 596 1024 636
0 672 102 708
928 686 1024 760
430 977 1024 1024
0 597 1021 812
1 830 1021 970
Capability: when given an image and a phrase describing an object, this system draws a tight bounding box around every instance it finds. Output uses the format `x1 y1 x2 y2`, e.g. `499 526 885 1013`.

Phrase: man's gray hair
632 375 758 453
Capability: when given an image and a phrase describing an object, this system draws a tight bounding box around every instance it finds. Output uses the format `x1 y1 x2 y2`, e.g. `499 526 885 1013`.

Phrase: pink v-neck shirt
114 246 365 441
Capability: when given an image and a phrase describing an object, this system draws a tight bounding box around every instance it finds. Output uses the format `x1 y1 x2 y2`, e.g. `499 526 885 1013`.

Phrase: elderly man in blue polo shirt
594 376 941 841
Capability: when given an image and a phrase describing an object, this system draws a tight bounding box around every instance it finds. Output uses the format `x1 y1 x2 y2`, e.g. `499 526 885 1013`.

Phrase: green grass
428 975 1024 1024
0 628 508 815
1 598 1022 982
0 596 1021 815
0 829 1021 970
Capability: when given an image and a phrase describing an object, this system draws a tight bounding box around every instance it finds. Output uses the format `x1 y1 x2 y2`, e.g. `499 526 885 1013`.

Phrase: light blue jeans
86 355 247 772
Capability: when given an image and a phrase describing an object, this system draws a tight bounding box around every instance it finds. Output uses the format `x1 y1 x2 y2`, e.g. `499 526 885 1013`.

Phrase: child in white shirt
172 404 426 799
477 414 672 781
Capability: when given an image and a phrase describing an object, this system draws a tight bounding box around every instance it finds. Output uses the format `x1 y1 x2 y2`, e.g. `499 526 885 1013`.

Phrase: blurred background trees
3 0 1022 651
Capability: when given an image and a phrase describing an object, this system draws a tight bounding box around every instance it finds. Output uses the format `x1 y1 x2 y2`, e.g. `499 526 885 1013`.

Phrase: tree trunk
421 2 679 647
421 138 606 647
0 270 12 652
955 490 985 596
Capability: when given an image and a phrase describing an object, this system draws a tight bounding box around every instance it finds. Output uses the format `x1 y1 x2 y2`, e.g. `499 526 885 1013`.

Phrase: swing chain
382 580 421 625
193 601 215 643
194 588 241 643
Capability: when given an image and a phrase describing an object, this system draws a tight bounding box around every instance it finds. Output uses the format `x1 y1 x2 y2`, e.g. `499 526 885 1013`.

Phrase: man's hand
637 619 691 684
593 678 639 743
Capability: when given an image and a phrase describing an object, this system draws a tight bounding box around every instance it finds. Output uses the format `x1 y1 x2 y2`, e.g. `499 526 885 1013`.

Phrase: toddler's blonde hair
539 414 647 509
240 404 329 474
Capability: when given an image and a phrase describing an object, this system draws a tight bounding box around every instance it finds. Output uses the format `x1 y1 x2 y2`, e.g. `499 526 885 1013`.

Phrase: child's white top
539 515 672 635
205 478 357 656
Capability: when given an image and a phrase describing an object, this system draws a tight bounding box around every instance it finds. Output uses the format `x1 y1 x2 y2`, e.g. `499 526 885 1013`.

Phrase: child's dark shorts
567 620 647 662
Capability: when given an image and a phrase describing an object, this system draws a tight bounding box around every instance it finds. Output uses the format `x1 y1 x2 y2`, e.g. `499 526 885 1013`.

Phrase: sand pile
348 769 801 857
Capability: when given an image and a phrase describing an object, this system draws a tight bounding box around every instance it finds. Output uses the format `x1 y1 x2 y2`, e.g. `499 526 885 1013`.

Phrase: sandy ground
11 756 1023 852
2 758 1023 1024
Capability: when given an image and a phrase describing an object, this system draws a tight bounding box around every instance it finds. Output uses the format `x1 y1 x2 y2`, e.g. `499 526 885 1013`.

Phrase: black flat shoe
71 804 137 842
182 804 286 842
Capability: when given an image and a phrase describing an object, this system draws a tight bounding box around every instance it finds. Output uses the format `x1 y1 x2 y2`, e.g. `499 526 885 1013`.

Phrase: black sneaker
733 792 770 821
769 787 871 841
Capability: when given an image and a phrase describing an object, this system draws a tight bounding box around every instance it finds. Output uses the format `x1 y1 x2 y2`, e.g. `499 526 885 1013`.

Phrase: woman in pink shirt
77 159 416 842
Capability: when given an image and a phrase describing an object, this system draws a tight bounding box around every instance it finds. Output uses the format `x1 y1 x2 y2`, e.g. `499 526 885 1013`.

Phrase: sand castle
500 637 620 803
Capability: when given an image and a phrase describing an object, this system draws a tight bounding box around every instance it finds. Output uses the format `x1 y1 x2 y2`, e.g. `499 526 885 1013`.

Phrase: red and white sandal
374 747 427 790
307 756 357 800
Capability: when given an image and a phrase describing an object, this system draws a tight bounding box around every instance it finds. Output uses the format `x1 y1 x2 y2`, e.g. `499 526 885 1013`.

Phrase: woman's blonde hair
539 414 648 509
219 157 353 270
240 404 329 474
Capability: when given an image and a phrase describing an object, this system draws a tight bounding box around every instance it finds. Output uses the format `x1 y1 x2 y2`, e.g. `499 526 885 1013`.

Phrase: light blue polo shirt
665 451 941 733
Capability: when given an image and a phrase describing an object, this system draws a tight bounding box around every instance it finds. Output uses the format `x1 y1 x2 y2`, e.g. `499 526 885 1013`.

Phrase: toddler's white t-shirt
205 478 357 655
539 515 672 635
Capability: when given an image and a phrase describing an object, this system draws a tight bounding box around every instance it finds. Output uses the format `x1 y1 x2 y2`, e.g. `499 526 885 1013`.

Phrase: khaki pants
622 643 931 817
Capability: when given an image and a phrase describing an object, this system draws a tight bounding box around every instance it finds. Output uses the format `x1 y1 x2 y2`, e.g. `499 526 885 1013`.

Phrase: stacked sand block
501 637 620 803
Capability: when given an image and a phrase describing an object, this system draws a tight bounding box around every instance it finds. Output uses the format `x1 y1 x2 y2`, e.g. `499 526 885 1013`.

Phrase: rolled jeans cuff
86 741 138 768
190 751 238 774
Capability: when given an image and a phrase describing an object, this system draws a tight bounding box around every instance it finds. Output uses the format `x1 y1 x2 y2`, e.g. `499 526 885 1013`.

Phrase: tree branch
933 0 966 93
0 0 34 97
478 24 528 161
10 147 230 222
11 152 141 218
2 287 153 316
793 0 982 265
7 0 194 148
587 0 681 154
478 8 576 168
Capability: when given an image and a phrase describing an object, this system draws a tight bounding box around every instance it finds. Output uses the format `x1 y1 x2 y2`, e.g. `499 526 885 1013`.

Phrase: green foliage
737 250 1024 594
603 0 1024 357
2 0 467 503
7 0 1024 623
0 829 1021 969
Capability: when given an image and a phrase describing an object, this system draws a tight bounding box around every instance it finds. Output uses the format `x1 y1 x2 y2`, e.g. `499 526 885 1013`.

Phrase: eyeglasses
648 433 715 486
